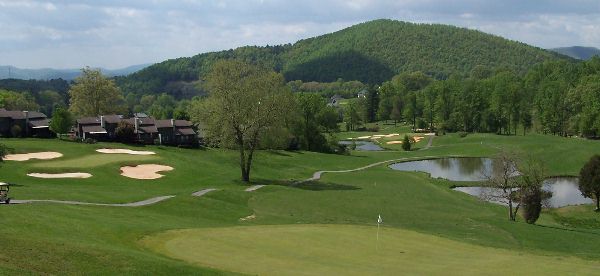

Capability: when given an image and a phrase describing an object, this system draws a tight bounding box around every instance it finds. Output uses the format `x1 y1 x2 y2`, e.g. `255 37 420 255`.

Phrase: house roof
176 127 196 136
0 110 46 120
138 125 158 134
77 117 101 125
29 119 50 128
81 125 107 134
102 115 122 124
155 119 193 128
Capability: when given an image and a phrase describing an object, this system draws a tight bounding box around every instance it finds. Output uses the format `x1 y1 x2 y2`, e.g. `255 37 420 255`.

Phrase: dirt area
27 173 92 179
120 164 173 179
96 149 156 155
5 152 63 161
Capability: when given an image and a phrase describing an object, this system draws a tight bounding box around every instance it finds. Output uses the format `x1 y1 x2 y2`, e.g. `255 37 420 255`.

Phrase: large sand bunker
5 152 63 161
120 164 173 180
27 172 92 179
96 149 156 155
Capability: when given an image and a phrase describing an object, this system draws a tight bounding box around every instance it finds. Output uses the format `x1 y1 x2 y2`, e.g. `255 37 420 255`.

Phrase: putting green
142 224 600 275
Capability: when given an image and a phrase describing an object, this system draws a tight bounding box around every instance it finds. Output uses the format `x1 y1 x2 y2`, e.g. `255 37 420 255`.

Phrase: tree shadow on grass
240 178 361 191
292 180 361 191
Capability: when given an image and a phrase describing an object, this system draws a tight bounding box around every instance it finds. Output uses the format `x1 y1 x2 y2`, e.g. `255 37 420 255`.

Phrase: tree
49 107 73 138
402 135 412 151
38 90 65 116
579 155 600 211
69 67 126 117
115 121 136 143
519 157 547 224
483 150 521 221
0 143 9 162
192 60 293 182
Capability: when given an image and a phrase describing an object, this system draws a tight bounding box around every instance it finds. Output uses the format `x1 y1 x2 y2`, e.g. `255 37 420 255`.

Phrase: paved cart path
11 195 175 207
192 188 218 197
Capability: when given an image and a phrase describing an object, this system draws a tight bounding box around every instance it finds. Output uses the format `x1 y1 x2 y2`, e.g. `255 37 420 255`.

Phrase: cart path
245 185 266 192
424 134 435 150
293 154 448 185
192 188 218 197
11 195 175 207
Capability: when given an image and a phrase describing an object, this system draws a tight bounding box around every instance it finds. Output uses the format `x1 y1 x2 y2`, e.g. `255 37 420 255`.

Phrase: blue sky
1 0 599 69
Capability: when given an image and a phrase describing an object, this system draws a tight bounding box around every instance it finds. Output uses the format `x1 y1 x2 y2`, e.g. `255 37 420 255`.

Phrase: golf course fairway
142 224 600 275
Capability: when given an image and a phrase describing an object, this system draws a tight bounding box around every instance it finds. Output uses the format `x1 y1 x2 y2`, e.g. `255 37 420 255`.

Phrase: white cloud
0 0 599 68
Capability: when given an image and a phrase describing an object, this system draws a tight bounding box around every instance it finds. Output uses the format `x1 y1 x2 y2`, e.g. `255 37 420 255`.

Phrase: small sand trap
28 173 92 179
386 141 403 145
357 136 371 139
120 164 173 180
413 136 425 142
96 149 156 155
239 214 256 221
5 152 63 161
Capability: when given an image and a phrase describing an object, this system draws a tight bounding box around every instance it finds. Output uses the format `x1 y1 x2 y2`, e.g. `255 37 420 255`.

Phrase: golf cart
0 182 10 204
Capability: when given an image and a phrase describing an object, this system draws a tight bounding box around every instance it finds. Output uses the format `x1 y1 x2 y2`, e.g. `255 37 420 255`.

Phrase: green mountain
117 19 569 98
550 46 600 60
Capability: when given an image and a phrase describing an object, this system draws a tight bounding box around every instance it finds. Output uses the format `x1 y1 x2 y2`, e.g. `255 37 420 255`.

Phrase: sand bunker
413 136 425 142
27 173 92 179
386 141 404 145
120 164 173 180
5 152 63 161
96 149 156 155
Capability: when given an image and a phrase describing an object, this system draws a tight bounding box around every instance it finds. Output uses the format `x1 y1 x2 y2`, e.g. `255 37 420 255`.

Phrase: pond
388 157 513 181
388 157 592 208
339 141 384 151
452 178 592 208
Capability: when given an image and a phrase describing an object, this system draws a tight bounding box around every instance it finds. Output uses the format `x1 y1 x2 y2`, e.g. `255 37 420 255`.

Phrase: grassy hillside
117 19 568 98
551 46 600 60
1 132 600 274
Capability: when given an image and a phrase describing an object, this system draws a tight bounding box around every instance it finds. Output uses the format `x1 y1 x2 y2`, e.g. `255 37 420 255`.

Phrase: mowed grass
0 134 599 274
143 224 600 276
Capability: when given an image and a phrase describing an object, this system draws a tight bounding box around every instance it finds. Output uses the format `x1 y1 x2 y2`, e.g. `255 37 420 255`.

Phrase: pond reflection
389 158 511 181
453 177 592 208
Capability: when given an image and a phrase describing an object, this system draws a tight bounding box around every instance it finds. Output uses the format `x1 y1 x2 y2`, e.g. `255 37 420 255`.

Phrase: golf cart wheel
5 198 9 204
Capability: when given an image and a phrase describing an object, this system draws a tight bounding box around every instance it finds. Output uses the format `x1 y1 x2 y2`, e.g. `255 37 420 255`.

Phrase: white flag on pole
378 214 382 224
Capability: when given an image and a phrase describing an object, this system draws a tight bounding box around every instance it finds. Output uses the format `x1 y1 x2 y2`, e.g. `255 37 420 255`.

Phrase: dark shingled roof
155 119 173 128
77 117 101 124
0 110 46 120
138 125 158 134
29 119 50 128
102 115 122 124
81 125 107 133
176 128 196 136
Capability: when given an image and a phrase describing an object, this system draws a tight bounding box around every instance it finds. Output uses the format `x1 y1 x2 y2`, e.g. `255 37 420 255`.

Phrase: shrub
10 125 22 138
84 138 97 144
116 121 136 143
521 186 543 224
457 131 468 138
367 126 380 132
402 135 412 151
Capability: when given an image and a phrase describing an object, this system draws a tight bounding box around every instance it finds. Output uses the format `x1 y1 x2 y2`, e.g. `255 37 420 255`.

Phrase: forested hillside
117 19 568 98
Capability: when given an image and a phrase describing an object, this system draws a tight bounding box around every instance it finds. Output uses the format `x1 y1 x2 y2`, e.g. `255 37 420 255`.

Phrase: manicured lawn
0 134 599 274
143 224 600 275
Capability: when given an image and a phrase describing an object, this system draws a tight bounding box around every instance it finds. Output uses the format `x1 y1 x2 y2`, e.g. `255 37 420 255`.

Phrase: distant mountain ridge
0 64 152 80
118 19 569 98
550 46 600 60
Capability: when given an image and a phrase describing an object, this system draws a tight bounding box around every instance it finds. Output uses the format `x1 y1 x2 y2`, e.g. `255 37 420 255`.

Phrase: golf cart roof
0 182 9 186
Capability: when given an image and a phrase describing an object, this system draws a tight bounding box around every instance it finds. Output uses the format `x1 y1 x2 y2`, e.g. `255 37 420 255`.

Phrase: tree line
354 58 600 138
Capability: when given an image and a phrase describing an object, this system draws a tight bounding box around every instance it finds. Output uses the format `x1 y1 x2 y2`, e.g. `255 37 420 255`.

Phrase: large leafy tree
49 107 73 138
69 68 126 117
579 155 600 211
192 60 293 182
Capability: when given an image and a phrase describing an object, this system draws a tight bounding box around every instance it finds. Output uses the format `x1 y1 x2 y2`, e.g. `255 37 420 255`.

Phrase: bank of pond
389 157 592 208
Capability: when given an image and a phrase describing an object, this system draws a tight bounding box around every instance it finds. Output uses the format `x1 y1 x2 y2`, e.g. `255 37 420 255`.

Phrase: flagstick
376 221 380 251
